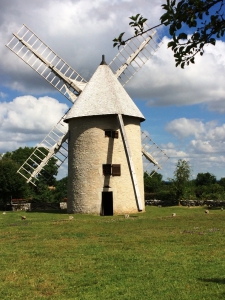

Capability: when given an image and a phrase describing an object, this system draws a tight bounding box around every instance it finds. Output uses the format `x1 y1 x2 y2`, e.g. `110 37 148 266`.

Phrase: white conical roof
64 63 145 122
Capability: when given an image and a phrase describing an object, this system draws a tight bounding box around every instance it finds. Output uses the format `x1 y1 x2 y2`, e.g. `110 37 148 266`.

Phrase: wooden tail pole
117 114 143 211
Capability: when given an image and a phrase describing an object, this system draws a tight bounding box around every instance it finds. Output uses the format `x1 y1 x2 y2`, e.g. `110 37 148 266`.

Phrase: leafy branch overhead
113 14 160 48
113 0 225 68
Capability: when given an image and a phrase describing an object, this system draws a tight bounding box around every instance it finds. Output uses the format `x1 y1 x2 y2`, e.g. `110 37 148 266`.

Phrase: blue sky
0 0 225 180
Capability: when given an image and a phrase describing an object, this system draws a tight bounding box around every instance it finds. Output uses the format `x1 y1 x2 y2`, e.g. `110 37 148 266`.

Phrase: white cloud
0 95 68 153
165 118 206 139
161 118 225 178
206 124 225 141
190 140 215 154
0 92 7 99
165 117 225 142
127 37 225 111
207 99 225 114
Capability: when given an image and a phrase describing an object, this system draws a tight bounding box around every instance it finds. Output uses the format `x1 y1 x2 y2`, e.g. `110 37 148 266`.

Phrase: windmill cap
100 55 107 65
65 63 145 122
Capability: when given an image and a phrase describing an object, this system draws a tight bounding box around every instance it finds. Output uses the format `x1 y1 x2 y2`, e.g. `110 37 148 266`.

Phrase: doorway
101 192 113 216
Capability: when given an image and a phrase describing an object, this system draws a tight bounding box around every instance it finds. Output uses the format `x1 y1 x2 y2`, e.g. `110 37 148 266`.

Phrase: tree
113 1 225 67
195 173 224 199
53 176 68 203
5 147 58 187
32 182 55 203
195 183 224 199
0 158 29 206
2 147 59 203
144 171 163 193
219 177 225 189
195 172 217 186
4 147 34 166
171 159 192 202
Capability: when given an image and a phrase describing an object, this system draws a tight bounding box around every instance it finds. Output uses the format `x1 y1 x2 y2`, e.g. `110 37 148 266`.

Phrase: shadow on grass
199 278 225 284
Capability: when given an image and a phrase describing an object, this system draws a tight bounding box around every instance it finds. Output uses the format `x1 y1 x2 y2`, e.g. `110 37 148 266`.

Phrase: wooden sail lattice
6 24 87 103
109 24 162 86
6 24 88 185
17 112 69 185
141 131 169 176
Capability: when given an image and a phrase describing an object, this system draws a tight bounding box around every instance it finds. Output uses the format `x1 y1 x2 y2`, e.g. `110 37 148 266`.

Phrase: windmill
6 24 169 215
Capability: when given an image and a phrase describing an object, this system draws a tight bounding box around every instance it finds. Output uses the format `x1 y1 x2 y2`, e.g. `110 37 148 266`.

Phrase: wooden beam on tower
117 114 143 211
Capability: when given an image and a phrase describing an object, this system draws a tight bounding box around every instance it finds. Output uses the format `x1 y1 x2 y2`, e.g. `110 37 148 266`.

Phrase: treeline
1 148 224 207
145 159 225 203
0 147 67 206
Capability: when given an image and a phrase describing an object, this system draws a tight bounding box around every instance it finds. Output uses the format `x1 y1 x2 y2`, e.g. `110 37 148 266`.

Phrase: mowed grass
0 206 225 300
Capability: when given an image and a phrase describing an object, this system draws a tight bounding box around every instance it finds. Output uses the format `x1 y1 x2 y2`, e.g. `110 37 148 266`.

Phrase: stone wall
145 199 225 207
12 203 31 211
11 202 61 211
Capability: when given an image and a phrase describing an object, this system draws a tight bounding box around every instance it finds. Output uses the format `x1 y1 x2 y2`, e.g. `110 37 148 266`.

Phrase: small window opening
105 130 112 138
112 164 121 176
104 130 119 139
102 164 121 176
103 164 112 176
112 131 119 139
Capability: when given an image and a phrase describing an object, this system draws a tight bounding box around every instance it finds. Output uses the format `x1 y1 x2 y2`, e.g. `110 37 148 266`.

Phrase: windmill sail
17 112 69 186
109 24 162 86
142 148 162 169
6 24 89 185
141 131 169 176
6 24 87 103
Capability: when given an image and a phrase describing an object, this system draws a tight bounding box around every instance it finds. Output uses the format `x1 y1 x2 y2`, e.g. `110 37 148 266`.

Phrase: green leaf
160 13 169 23
129 16 136 21
209 38 216 46
193 32 200 40
167 41 176 48
179 46 184 53
176 22 182 30
174 53 180 58
169 24 175 36
129 14 140 21
186 45 193 53
178 33 187 40
118 32 125 40
171 0 176 6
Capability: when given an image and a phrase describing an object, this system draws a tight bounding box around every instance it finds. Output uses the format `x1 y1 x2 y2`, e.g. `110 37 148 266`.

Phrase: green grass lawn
0 206 225 300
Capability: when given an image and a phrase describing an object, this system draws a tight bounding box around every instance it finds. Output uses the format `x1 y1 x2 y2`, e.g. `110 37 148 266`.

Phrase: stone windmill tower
65 57 145 214
6 24 169 215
